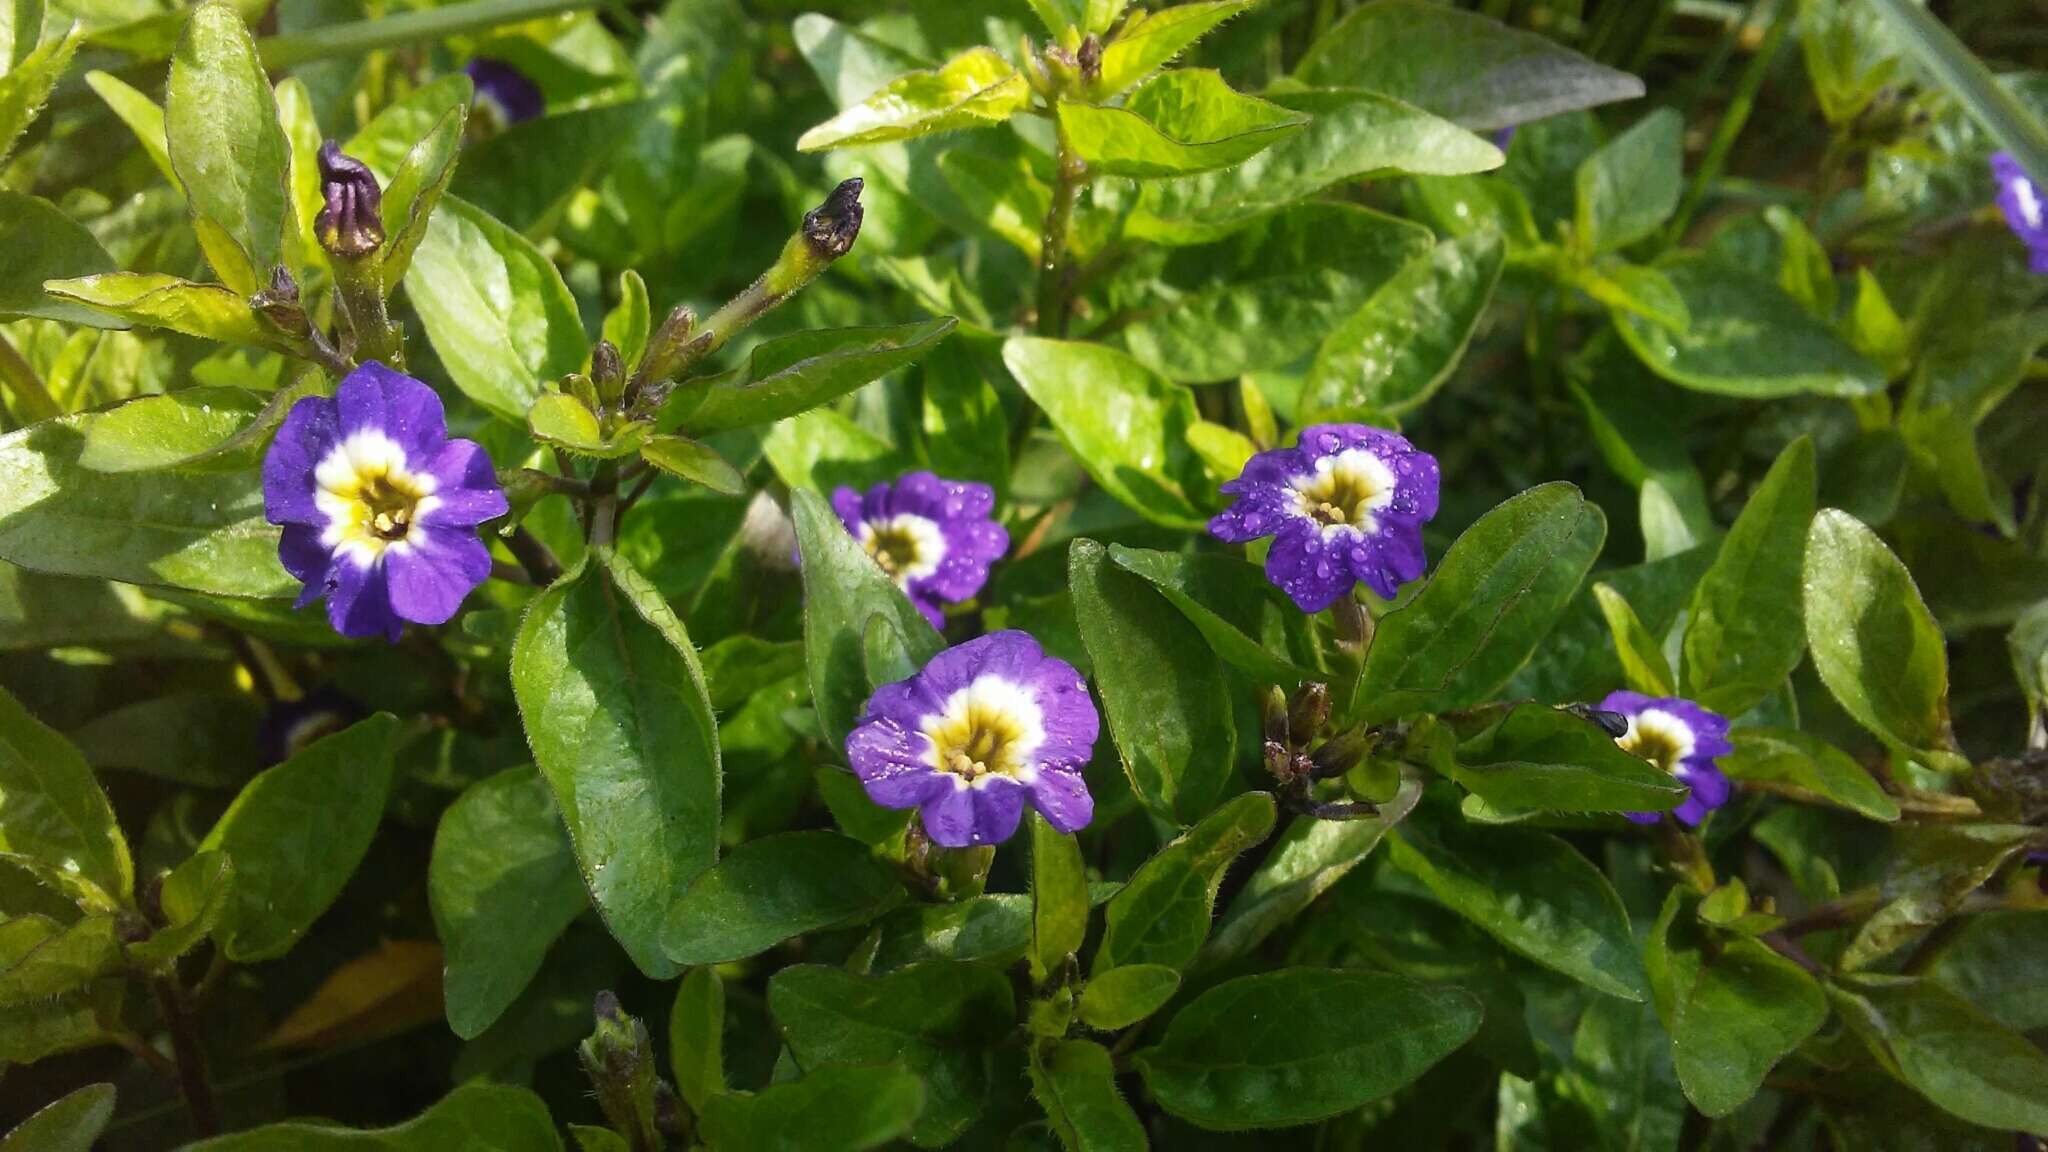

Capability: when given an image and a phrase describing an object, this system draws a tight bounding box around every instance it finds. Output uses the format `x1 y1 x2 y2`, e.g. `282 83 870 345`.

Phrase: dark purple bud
802 178 864 261
466 57 545 126
251 265 307 332
316 141 384 260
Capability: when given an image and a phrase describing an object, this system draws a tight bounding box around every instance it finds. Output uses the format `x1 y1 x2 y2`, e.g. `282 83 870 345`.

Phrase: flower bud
802 178 864 261
1288 682 1330 744
316 141 384 261
1261 685 1290 747
591 339 625 404
251 265 308 334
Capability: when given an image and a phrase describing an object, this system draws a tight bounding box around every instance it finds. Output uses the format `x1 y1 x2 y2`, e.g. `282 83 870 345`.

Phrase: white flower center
859 513 946 588
920 675 1044 789
1616 708 1697 775
2013 175 2045 230
1290 448 1396 540
313 430 440 569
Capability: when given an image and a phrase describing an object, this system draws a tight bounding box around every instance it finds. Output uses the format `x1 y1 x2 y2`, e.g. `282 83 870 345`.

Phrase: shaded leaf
1095 792 1275 973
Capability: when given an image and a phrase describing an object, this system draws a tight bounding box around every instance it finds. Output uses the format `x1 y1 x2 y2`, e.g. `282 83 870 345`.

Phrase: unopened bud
1261 686 1290 747
1288 682 1330 744
251 265 308 332
802 178 864 261
591 339 625 403
316 141 384 260
1077 35 1102 83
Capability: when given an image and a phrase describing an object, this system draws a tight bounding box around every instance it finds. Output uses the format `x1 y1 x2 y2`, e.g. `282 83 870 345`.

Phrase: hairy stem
504 526 564 585
154 978 220 1137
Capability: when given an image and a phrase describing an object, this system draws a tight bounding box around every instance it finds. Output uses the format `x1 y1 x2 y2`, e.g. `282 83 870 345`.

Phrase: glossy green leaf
429 767 585 1039
342 72 471 177
1076 964 1179 1031
1094 0 1253 96
1135 968 1480 1130
602 270 651 373
1030 812 1089 984
1304 230 1504 420
1095 792 1275 973
0 0 40 74
700 1065 925 1152
0 914 118 1002
166 3 291 295
1803 509 1954 760
1355 483 1607 723
1574 108 1683 252
126 849 233 970
1298 0 1642 130
665 832 902 965
1682 437 1816 715
182 1082 563 1150
1070 539 1236 824
200 714 397 961
1923 910 2048 1033
273 78 322 278
641 436 744 494
1832 974 2048 1134
669 318 957 435
76 386 265 473
43 273 270 345
769 961 1014 1147
1031 1038 1146 1152
1004 338 1209 529
797 46 1029 152
0 192 115 327
670 966 724 1112
527 393 640 459
404 195 589 422
1388 817 1646 1000
1060 69 1304 179
377 105 465 293
85 70 176 188
1436 704 1687 815
511 554 721 978
1615 258 1887 399
1593 582 1676 695
1720 726 1899 822
1107 544 1311 685
1843 824 2037 971
0 1082 113 1152
0 683 131 911
791 488 946 748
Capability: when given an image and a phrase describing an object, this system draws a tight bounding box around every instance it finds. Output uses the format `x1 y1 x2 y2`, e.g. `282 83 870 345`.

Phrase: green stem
1035 121 1085 339
0 333 61 422
259 0 601 67
1664 0 1793 247
153 978 219 1137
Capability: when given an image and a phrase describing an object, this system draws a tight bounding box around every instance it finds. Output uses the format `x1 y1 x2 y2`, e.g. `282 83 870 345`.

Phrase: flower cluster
1601 691 1734 826
262 364 507 641
1992 152 2048 273
1209 423 1440 612
832 471 1008 628
846 630 1098 847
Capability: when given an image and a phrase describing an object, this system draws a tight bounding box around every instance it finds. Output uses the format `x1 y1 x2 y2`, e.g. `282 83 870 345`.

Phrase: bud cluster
1261 683 1381 821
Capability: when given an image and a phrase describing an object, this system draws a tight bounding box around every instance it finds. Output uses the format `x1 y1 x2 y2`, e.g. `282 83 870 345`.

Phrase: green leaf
641 436 745 495
1832 973 2048 1134
200 714 397 961
166 3 291 295
1900 405 2014 537
664 831 903 965
0 915 119 1002
77 386 266 473
0 27 78 170
1135 968 1480 1130
1681 436 1816 715
1076 964 1179 1031
768 961 1014 1147
1573 260 1693 332
1094 0 1253 97
1614 258 1887 399
1802 509 1954 761
1720 727 1899 822
1030 1038 1146 1152
1798 0 1901 125
1070 539 1237 824
1593 582 1676 696
404 195 589 423
0 0 40 73
1004 337 1210 528
1303 230 1504 420
1060 70 1304 179
1205 775 1423 965
1435 704 1687 815
273 77 322 279
1106 544 1311 685
126 849 233 970
797 47 1030 152
570 1127 627 1152
453 102 641 235
1843 824 2037 971
670 967 724 1113
1095 792 1275 973
1574 108 1683 252
377 105 465 294
1131 89 1502 241
1296 0 1643 130
43 272 270 345
700 1065 926 1152
182 1082 563 1151
0 1082 114 1152
0 413 293 597
668 318 958 436
1029 812 1089 985
1865 0 2048 188
429 767 585 1040
342 72 471 178
1764 205 1838 321
0 683 131 911
602 270 651 373
1354 483 1607 723
512 554 720 979
1923 910 2048 1033
1121 202 1434 382
85 70 176 188
0 192 115 327
527 393 642 459
791 488 946 748
1387 817 1646 1000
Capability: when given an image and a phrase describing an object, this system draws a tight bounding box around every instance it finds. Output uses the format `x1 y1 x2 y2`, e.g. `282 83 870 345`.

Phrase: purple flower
465 57 544 129
1601 691 1734 827
846 630 1098 848
1208 423 1440 613
263 363 508 642
1992 152 2048 274
832 472 1008 629
1491 125 1517 153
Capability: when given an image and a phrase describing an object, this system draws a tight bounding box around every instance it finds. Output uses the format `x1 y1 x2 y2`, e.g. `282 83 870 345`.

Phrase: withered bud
316 141 385 260
1077 35 1102 83
591 339 625 402
251 265 308 332
802 178 865 261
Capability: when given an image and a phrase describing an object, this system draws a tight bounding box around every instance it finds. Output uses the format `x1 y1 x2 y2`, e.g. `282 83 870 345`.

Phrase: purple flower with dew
1992 152 2048 274
465 57 544 128
846 630 1097 848
263 363 508 642
832 472 1008 629
1208 423 1439 613
1600 691 1734 827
